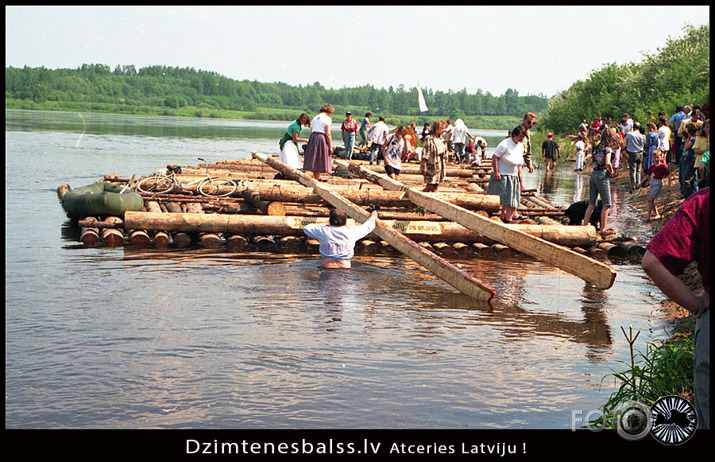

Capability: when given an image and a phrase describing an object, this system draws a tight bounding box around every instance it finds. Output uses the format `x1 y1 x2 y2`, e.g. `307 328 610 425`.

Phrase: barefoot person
641 150 671 221
421 119 448 192
583 127 625 235
487 125 526 222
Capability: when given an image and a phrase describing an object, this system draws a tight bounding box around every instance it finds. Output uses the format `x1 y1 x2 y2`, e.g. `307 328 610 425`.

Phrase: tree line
5 62 548 120
542 24 709 135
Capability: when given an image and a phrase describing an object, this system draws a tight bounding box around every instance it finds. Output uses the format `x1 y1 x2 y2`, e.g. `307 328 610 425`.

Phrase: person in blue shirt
669 105 690 163
303 208 378 268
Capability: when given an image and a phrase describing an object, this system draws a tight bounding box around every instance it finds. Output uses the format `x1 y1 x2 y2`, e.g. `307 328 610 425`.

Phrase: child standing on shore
641 150 671 221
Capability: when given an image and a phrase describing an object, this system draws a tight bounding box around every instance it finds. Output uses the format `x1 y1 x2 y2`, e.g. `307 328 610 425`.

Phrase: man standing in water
303 208 378 268
521 112 537 173
541 132 560 172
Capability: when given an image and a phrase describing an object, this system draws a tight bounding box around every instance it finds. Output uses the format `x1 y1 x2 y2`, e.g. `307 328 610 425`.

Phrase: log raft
60 156 640 293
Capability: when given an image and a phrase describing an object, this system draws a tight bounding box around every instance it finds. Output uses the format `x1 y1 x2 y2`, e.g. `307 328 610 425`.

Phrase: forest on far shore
5 62 547 130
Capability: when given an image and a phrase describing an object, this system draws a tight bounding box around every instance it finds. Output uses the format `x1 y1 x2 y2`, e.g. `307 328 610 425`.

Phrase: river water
5 110 672 429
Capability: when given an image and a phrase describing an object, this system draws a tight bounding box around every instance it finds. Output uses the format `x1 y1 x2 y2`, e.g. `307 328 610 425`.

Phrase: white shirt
311 113 332 134
658 125 671 152
452 119 470 144
492 137 524 176
303 218 376 261
575 140 585 153
368 121 389 144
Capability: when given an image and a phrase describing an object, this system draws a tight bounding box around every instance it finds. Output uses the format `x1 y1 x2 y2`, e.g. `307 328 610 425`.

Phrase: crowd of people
277 102 709 230
570 103 710 228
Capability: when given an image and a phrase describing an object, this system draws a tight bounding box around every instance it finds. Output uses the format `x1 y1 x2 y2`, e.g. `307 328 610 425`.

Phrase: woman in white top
487 125 527 223
657 117 672 157
382 125 410 180
303 104 334 181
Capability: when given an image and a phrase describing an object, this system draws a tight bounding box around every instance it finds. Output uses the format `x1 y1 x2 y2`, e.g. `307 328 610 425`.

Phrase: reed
593 328 694 429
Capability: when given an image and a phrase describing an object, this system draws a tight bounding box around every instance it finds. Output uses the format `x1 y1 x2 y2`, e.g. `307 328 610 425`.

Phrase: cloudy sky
5 5 710 97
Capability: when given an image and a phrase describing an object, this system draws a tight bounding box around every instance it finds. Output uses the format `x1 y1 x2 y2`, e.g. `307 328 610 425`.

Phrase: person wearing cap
341 111 359 160
541 131 560 173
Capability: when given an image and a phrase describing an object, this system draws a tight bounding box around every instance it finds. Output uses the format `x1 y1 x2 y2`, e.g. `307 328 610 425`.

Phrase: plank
251 151 496 304
335 159 617 289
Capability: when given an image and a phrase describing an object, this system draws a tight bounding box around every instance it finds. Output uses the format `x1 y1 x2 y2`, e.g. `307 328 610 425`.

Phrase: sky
5 5 710 98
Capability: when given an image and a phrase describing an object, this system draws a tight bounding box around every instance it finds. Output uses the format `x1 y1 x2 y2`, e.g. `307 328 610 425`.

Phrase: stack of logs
58 157 646 262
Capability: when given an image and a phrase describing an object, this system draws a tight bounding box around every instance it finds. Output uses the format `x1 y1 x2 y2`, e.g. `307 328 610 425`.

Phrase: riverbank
614 165 700 335
4 99 521 131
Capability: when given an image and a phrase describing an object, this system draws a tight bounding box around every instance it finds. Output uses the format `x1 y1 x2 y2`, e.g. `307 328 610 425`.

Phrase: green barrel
61 182 144 218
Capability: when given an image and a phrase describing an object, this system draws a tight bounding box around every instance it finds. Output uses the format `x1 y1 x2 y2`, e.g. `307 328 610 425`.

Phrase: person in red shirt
640 150 671 221
642 187 710 429
341 111 359 160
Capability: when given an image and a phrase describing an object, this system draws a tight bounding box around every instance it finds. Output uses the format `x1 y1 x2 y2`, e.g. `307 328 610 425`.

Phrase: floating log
227 234 247 251
336 159 616 290
80 216 100 247
252 151 496 305
101 216 124 246
129 229 151 246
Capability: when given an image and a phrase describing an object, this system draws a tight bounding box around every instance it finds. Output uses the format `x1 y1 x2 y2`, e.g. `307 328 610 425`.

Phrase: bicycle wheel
198 177 237 197
136 175 175 194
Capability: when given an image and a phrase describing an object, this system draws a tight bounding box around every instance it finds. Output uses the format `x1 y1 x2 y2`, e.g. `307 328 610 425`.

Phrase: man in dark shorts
542 132 561 172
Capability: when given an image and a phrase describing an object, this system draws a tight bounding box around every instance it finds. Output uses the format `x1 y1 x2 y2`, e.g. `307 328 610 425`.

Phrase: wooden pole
250 151 496 305
335 159 617 289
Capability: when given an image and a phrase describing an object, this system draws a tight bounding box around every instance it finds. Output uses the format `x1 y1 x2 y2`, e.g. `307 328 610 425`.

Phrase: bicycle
136 158 238 197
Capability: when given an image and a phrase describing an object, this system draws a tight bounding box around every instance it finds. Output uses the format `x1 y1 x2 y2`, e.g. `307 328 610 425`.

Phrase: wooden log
196 181 501 211
493 244 517 257
185 202 223 248
472 242 494 256
252 235 276 252
365 164 477 177
281 203 446 221
336 159 617 289
240 188 286 216
80 217 100 246
153 231 170 248
145 201 170 247
452 242 474 256
121 212 595 246
171 199 193 247
356 239 379 254
101 217 124 247
278 235 306 253
165 202 183 213
227 234 247 251
305 238 320 253
80 227 99 246
129 229 151 246
252 151 496 304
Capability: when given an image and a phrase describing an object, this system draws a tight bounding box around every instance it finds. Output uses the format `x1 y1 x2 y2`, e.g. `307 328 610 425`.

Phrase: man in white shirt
303 209 378 268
